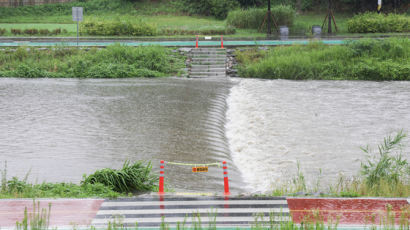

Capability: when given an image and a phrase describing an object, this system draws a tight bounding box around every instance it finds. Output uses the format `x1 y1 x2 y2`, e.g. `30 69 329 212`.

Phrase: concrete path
0 40 348 47
0 196 408 229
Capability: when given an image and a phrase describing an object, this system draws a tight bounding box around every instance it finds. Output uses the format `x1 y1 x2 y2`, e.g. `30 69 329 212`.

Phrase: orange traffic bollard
159 160 165 194
222 161 230 195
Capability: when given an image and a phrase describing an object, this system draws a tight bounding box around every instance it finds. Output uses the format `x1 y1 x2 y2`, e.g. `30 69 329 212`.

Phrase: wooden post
328 0 332 34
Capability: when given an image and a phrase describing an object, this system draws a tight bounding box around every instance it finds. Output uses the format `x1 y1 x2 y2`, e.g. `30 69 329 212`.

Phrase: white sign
72 7 83 22
204 36 212 40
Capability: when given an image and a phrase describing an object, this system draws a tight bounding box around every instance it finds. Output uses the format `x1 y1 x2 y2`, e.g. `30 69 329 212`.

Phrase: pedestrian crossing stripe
92 197 290 227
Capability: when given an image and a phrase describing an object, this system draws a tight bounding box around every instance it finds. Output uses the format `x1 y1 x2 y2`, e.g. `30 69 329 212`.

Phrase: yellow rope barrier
165 161 221 167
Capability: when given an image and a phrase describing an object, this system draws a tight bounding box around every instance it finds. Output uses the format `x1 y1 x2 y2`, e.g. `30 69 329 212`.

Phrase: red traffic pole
195 35 199 48
222 161 230 195
221 35 224 49
159 160 165 194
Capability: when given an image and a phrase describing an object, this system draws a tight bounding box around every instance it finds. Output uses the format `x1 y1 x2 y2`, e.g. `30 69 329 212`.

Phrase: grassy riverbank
0 161 158 198
0 45 185 78
236 38 410 81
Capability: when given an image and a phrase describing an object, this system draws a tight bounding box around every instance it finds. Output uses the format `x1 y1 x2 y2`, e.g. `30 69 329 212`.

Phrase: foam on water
226 79 410 192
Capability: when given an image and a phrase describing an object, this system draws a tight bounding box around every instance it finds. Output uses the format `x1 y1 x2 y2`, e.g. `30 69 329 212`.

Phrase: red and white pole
195 35 199 48
222 161 230 195
221 35 224 49
159 160 165 194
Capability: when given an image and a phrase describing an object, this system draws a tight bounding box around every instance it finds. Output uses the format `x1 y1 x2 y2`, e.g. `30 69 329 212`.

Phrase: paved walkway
0 196 408 229
0 39 347 47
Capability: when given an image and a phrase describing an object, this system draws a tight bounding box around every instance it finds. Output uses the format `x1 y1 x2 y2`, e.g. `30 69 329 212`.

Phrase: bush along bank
0 45 185 78
0 161 158 198
347 12 410 33
80 18 236 36
236 38 410 81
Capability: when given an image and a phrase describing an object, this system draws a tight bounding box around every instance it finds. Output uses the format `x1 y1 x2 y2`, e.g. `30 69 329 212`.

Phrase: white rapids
226 79 410 192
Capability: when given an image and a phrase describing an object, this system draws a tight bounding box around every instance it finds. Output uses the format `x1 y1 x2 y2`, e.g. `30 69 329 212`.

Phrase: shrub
11 29 22 35
226 5 295 30
347 12 410 33
52 28 61 35
360 131 409 196
82 161 157 193
160 26 235 35
174 0 240 19
0 29 5 36
39 29 50 35
23 29 39 35
80 18 157 36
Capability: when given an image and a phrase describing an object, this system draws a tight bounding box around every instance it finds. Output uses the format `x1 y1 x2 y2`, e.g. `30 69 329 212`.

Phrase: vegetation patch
83 161 158 193
347 12 410 33
0 161 157 199
226 5 296 30
0 45 185 78
80 18 157 36
236 38 410 81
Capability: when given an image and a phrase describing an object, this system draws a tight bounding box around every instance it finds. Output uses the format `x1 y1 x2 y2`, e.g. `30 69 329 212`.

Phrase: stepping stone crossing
189 48 227 78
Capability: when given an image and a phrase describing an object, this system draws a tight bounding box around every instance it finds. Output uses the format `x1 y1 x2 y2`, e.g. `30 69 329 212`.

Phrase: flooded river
0 78 244 193
1 78 409 194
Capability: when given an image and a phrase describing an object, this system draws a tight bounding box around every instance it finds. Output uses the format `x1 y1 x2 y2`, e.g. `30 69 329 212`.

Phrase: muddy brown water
1 78 409 194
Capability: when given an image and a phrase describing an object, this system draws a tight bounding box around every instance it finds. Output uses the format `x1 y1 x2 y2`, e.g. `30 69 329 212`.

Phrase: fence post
221 35 224 49
159 160 165 194
195 35 199 48
222 161 230 195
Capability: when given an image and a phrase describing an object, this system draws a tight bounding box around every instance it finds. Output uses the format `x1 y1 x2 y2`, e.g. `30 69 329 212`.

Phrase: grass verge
0 161 158 199
236 38 410 81
0 44 185 78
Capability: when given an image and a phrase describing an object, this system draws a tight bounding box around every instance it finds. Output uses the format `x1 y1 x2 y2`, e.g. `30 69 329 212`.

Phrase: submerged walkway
0 196 408 229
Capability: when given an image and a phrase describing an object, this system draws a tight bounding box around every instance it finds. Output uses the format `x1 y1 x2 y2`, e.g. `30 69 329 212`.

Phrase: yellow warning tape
166 161 221 167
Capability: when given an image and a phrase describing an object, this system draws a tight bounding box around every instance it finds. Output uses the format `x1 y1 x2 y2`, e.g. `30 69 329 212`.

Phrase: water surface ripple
0 78 245 193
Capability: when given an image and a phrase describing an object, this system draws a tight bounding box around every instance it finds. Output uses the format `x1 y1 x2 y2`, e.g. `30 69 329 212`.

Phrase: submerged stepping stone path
92 196 290 228
188 48 227 79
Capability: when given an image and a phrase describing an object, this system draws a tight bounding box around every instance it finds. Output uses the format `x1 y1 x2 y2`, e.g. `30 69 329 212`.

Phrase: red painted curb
0 199 104 227
287 198 409 225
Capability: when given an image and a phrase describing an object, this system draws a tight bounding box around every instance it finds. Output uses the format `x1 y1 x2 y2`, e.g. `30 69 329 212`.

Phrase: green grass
0 45 185 78
0 161 158 199
237 38 410 81
83 161 158 193
292 13 351 35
